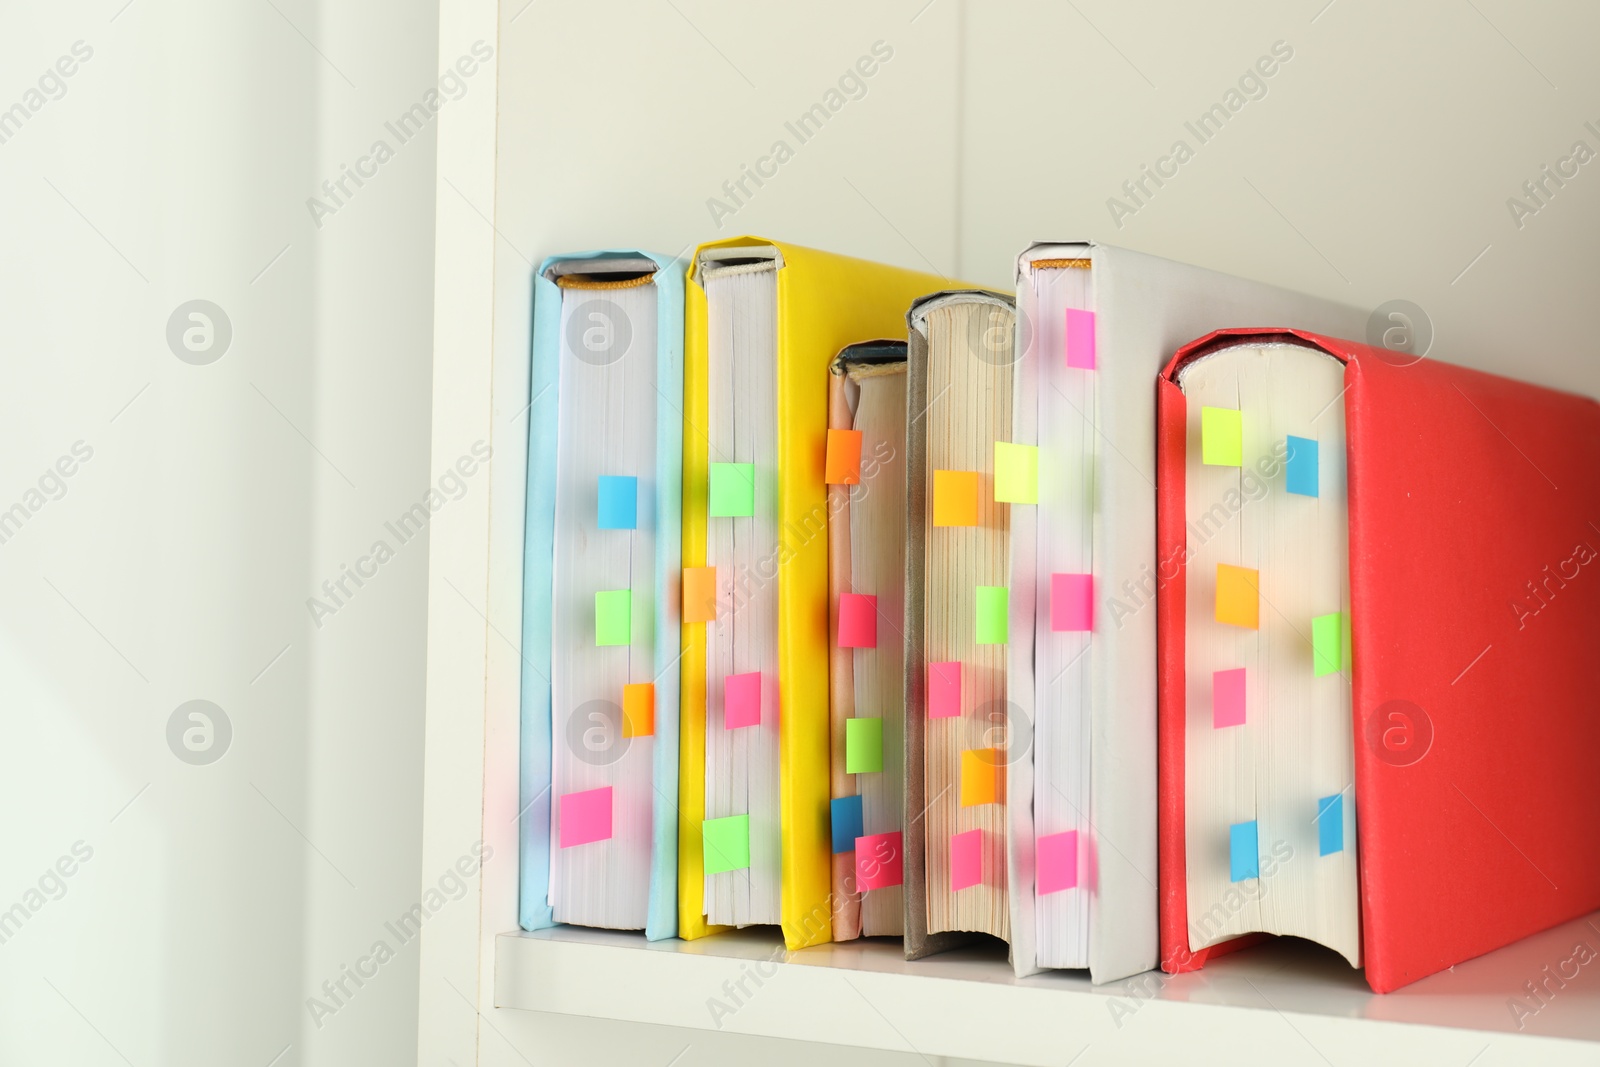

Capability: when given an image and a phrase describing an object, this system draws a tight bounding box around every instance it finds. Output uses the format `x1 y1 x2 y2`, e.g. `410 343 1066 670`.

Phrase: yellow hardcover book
680 237 957 949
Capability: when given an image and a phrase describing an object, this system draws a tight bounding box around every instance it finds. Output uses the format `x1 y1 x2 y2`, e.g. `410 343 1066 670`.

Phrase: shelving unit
419 2 1600 1064
495 914 1600 1065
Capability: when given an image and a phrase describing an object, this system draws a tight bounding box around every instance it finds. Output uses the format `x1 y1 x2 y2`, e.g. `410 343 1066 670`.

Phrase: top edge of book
543 253 664 286
830 340 907 378
907 289 1015 335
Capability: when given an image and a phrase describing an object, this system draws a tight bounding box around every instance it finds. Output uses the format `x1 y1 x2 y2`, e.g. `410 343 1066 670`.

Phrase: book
826 341 909 941
519 251 684 939
904 290 1018 958
678 238 952 950
1157 328 1600 992
1004 243 1366 982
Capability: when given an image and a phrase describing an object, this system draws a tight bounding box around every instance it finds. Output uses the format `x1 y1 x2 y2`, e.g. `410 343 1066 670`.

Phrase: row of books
518 239 1600 993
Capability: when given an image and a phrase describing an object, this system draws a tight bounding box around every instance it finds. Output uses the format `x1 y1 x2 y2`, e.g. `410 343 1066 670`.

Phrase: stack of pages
678 237 950 950
520 250 684 939
1157 328 1600 991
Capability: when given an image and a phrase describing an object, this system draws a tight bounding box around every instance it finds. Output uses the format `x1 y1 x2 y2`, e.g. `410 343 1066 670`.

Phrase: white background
4 1 1598 1065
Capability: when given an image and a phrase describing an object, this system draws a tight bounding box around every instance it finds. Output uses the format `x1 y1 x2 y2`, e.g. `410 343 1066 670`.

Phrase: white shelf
497 911 1600 1066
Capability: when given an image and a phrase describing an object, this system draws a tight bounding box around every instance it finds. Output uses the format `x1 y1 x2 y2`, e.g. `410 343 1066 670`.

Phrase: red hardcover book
1157 328 1600 992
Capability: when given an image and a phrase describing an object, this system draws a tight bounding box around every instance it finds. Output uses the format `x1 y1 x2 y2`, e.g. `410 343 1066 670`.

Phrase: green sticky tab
976 586 1009 645
702 813 751 874
993 442 1039 504
595 589 631 646
1312 612 1342 676
708 462 756 517
845 717 884 774
1202 407 1243 466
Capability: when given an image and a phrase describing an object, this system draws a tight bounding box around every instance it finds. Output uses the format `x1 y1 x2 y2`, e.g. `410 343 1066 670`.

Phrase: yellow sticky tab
960 748 1005 806
993 442 1038 504
1216 564 1259 629
1202 407 1243 466
933 470 980 527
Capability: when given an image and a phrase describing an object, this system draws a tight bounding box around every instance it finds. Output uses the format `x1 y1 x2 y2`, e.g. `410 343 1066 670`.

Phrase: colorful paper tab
595 589 631 646
928 661 962 718
1215 565 1259 629
1202 407 1243 466
1065 308 1097 370
1318 793 1345 856
845 717 884 774
682 566 718 623
837 593 878 649
830 795 864 854
558 786 613 848
951 828 983 890
825 428 864 485
856 831 904 890
622 682 655 738
1037 830 1079 895
993 442 1039 504
960 748 1004 806
1285 435 1319 497
724 671 761 728
1051 573 1093 632
703 814 751 874
1213 668 1247 728
1230 820 1259 882
976 586 1009 644
596 475 638 530
1312 612 1342 676
932 469 980 527
708 462 755 517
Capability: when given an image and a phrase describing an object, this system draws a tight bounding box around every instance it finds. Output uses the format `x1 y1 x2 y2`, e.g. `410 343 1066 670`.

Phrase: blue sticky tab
1317 793 1344 856
830 795 864 854
1285 436 1319 497
1230 820 1260 882
597 475 638 529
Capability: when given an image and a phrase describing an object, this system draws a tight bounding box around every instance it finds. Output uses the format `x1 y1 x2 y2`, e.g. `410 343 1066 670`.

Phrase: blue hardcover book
519 251 683 939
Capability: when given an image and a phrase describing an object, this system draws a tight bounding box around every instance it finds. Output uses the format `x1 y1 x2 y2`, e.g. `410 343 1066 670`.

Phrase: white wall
0 2 438 1065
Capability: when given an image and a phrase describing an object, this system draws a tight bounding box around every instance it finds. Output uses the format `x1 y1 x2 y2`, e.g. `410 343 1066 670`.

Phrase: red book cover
1157 328 1600 992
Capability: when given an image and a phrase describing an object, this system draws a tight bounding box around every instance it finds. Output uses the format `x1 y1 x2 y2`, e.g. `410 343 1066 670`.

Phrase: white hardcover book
1005 242 1366 983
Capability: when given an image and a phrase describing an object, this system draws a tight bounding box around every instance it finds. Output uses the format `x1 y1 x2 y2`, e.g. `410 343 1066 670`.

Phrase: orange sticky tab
960 748 1005 806
622 683 655 738
683 567 717 623
1216 564 1260 629
933 470 980 527
825 428 864 485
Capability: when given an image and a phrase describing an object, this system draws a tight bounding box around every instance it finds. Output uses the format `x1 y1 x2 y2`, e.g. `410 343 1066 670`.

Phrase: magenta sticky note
1213 667 1247 728
951 829 983 890
724 671 761 728
1037 830 1079 895
558 786 613 848
855 831 904 890
1051 573 1093 632
1065 308 1097 370
928 661 962 718
837 593 878 649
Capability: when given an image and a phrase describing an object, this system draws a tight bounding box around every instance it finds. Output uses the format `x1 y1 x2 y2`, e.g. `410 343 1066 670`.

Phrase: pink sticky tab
855 831 904 890
1065 308 1097 369
558 786 613 848
1051 573 1093 632
1037 830 1079 894
837 593 878 649
928 661 962 718
724 671 761 728
951 828 983 890
1213 667 1246 728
